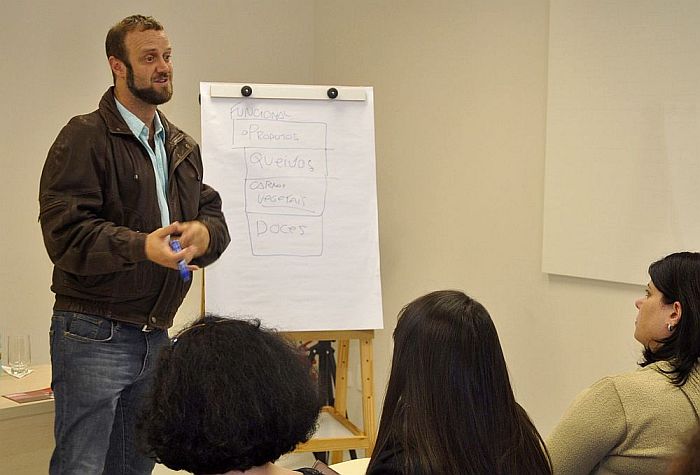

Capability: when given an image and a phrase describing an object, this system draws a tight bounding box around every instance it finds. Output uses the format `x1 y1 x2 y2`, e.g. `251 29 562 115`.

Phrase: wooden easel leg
334 340 350 414
331 339 350 464
284 330 375 459
360 337 376 456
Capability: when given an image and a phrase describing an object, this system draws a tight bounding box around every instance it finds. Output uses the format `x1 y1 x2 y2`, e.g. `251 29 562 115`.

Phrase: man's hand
145 223 199 270
172 220 210 258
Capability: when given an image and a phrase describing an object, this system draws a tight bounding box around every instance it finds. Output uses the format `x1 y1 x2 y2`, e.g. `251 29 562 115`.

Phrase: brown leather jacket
39 88 230 329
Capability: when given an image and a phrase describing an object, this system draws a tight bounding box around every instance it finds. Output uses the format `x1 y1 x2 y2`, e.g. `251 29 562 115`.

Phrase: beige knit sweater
546 362 700 475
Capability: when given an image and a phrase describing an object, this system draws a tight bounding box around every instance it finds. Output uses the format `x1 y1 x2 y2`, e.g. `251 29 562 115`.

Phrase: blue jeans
49 311 169 475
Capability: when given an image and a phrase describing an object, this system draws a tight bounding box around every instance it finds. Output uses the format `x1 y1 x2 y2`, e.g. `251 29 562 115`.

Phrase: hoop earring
667 323 676 332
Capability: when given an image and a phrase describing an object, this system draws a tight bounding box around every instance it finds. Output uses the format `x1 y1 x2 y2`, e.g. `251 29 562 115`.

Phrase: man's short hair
105 14 164 63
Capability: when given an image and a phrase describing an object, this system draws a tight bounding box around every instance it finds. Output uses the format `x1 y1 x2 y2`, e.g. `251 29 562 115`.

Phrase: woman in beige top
547 252 700 475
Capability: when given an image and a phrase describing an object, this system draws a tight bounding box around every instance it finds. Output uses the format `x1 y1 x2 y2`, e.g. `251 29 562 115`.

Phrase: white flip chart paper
200 82 383 330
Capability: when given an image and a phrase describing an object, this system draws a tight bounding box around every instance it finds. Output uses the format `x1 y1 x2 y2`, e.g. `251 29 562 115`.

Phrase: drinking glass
7 334 31 377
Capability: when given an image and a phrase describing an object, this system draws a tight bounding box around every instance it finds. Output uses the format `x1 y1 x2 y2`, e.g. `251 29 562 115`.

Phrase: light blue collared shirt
115 99 170 227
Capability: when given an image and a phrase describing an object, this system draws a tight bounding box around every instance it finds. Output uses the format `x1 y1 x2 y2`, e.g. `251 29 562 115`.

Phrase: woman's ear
669 301 682 326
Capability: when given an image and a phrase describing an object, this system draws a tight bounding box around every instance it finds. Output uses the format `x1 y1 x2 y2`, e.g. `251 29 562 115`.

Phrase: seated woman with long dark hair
547 252 700 475
366 290 552 474
139 315 323 475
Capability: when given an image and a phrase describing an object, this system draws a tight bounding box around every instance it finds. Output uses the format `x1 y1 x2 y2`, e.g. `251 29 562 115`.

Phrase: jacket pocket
122 206 145 232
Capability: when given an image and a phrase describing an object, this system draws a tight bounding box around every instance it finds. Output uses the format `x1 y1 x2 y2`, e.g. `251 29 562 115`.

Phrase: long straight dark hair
642 252 700 386
368 290 551 475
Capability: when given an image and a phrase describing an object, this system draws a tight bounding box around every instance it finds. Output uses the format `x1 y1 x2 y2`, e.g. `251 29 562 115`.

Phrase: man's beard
126 62 173 105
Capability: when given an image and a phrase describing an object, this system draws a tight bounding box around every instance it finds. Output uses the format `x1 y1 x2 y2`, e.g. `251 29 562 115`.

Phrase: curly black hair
138 315 321 474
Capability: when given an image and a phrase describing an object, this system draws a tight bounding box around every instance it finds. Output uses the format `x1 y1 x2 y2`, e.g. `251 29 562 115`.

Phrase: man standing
39 15 230 474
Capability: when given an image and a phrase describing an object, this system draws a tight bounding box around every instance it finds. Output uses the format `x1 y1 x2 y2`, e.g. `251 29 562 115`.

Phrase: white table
0 364 54 474
329 457 370 474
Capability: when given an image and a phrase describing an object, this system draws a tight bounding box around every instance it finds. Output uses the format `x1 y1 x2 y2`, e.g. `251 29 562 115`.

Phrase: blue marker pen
169 239 191 282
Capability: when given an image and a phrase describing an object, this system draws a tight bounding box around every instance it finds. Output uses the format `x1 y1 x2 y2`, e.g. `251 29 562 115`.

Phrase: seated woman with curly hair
139 315 323 475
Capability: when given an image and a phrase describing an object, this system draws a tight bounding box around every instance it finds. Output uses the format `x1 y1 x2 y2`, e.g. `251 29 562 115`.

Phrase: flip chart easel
283 330 375 461
199 82 382 460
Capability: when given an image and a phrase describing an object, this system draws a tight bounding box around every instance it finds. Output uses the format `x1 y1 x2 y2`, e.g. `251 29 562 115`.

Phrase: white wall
1 0 646 439
312 0 643 435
